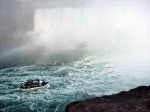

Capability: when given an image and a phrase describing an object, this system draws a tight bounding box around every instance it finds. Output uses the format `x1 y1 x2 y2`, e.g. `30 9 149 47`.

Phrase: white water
0 53 149 112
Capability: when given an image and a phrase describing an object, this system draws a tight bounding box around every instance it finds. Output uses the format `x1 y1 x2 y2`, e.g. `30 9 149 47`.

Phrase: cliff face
0 1 36 68
66 85 150 112
0 0 35 51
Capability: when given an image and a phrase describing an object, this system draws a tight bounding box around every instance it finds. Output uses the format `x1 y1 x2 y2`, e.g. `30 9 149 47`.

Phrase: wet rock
65 85 150 112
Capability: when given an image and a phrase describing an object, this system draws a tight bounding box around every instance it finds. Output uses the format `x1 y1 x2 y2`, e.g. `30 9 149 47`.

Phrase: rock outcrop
66 85 150 112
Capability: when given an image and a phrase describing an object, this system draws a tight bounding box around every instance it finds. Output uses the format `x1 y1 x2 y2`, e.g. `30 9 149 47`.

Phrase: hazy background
0 0 150 74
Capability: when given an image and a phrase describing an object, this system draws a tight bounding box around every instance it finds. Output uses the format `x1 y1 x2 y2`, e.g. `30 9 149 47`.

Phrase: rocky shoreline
65 85 150 112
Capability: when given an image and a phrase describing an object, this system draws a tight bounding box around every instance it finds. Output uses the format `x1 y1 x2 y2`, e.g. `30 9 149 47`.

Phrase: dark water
0 54 149 112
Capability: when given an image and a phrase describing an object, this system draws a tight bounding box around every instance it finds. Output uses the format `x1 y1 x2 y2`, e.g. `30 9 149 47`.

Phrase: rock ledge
65 85 150 112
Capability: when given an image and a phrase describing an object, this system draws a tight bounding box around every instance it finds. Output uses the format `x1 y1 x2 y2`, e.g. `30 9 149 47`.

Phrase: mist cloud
1 0 150 68
32 7 150 61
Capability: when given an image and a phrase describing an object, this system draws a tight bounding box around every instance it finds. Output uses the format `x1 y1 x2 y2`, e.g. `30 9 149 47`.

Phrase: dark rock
65 85 150 112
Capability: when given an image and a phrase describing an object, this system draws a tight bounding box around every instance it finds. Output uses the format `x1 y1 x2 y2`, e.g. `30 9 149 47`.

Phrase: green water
0 54 149 112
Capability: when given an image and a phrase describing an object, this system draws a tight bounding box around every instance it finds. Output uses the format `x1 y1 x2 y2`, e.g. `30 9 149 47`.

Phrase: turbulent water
0 53 149 112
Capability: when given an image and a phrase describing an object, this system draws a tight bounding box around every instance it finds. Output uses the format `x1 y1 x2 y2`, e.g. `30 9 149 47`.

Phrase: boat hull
20 83 50 91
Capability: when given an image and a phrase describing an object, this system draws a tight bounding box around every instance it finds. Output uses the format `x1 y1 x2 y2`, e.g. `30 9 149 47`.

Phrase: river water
0 53 149 112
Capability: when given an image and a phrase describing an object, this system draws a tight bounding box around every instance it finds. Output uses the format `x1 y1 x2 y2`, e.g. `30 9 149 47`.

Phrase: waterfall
34 8 101 33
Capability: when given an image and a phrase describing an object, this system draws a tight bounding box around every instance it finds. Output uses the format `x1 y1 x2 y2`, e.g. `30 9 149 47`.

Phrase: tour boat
20 79 49 91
